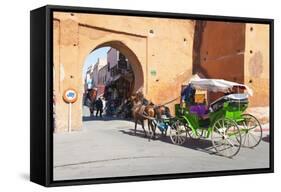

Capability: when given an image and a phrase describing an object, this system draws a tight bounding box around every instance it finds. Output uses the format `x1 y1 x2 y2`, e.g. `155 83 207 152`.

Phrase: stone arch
77 25 148 101
84 40 144 93
53 12 195 132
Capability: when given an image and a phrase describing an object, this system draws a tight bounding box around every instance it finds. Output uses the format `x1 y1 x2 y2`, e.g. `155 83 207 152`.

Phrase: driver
180 84 196 107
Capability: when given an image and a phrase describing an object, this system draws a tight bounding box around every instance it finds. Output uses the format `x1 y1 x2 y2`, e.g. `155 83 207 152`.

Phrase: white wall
0 0 279 191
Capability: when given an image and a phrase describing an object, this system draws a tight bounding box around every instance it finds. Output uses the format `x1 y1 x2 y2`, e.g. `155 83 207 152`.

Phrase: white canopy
225 93 249 100
189 78 253 96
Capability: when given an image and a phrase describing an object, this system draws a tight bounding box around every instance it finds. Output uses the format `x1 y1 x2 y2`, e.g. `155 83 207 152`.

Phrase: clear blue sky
82 47 110 78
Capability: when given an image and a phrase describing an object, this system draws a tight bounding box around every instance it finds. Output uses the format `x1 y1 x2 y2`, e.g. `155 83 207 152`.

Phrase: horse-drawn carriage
153 78 262 158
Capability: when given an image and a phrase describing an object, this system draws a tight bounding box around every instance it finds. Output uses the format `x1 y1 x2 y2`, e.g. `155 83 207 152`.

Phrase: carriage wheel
211 118 241 158
238 114 262 148
170 120 188 145
187 126 203 139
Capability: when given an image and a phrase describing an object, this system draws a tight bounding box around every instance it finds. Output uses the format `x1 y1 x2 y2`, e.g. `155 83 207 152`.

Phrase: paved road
53 107 270 181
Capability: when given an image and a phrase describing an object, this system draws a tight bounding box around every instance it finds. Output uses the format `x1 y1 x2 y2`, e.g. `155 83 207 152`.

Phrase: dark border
30 7 47 186
31 4 274 187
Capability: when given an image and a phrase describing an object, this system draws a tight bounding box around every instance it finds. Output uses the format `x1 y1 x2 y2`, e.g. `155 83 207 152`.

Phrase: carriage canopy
189 79 253 96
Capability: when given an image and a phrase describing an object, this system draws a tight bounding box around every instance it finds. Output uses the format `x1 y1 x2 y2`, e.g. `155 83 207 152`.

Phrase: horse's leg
152 121 156 139
148 120 155 141
147 120 151 141
150 120 156 140
134 119 137 135
141 120 147 137
89 107 93 116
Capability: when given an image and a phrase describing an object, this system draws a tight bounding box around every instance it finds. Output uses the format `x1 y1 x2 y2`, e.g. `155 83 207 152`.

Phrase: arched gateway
89 41 144 93
53 12 196 132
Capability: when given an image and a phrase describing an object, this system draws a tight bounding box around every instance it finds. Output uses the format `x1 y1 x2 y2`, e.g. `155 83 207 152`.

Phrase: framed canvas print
30 5 274 187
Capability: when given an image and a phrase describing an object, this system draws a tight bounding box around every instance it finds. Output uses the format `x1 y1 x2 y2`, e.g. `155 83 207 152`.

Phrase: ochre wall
193 21 270 106
53 12 270 133
53 12 195 132
193 21 246 102
244 24 270 107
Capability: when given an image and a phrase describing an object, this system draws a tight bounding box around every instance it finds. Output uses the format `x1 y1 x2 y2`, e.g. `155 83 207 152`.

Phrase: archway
92 41 144 93
53 12 195 132
82 41 144 118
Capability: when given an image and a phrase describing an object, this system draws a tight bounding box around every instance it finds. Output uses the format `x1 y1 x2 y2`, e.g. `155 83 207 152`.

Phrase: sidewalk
246 106 270 132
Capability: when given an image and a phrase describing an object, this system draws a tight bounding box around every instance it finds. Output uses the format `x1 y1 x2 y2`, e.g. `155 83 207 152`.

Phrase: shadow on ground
262 134 270 143
19 173 29 181
119 128 217 156
83 115 132 122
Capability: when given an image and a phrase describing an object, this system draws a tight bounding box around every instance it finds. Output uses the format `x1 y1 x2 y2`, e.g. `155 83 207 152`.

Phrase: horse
130 92 155 141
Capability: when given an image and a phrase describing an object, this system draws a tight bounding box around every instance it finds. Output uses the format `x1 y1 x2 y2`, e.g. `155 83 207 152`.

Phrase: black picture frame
30 5 274 187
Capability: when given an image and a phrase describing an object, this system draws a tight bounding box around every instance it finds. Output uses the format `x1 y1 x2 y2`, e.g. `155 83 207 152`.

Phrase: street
53 106 270 181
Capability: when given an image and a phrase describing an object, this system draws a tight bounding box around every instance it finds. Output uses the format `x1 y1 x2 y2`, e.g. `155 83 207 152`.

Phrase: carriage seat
189 104 209 119
209 93 248 112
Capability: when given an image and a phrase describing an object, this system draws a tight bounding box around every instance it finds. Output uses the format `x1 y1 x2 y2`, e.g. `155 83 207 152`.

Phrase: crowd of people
84 88 132 119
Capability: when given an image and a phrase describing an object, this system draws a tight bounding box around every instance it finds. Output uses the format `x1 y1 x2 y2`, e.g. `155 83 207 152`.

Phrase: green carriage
169 78 262 158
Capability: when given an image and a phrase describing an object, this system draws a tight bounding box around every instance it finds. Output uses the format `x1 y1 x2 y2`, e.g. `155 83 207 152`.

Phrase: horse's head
88 89 97 102
136 91 144 101
130 94 137 104
130 91 144 105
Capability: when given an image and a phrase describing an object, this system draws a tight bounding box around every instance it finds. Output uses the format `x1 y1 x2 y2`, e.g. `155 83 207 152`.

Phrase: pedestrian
101 97 106 114
95 97 104 117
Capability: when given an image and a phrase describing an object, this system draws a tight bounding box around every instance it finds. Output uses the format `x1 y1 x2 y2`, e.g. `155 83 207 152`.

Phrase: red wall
193 21 246 103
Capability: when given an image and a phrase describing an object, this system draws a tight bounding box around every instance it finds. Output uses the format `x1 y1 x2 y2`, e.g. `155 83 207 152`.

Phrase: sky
82 47 110 78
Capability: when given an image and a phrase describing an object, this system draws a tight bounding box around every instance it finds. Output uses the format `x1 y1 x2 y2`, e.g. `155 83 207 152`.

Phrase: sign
62 88 78 133
150 69 157 76
63 88 78 103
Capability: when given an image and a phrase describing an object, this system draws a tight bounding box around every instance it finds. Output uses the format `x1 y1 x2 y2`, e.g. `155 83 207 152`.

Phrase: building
107 48 134 84
107 48 121 82
98 64 108 85
83 59 108 102
96 64 108 97
53 12 269 132
84 64 95 92
105 48 134 102
92 58 107 87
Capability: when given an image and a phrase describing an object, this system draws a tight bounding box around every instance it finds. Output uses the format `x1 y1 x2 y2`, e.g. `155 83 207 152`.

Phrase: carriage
168 78 263 158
